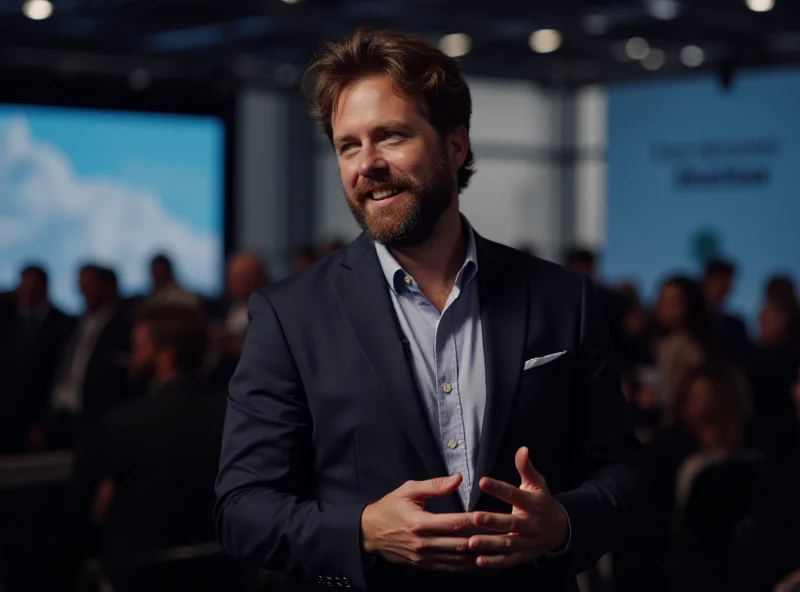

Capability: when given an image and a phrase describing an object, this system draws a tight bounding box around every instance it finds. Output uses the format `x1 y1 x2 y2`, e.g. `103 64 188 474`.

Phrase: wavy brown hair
303 26 476 192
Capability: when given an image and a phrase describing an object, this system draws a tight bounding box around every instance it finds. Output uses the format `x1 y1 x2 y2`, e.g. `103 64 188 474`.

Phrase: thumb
404 474 462 500
515 447 546 489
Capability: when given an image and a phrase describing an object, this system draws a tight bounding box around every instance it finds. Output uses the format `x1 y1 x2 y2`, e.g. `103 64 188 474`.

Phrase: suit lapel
469 237 529 510
330 234 449 480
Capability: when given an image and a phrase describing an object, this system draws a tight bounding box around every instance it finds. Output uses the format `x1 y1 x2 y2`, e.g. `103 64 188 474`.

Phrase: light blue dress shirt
374 222 486 510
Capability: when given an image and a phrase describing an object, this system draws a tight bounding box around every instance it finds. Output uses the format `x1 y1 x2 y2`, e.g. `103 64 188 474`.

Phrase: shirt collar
373 216 479 294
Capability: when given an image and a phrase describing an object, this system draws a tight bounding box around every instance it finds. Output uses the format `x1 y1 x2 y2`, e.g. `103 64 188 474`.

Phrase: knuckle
408 539 425 554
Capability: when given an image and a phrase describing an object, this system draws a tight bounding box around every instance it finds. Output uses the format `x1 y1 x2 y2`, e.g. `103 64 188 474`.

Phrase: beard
345 147 455 248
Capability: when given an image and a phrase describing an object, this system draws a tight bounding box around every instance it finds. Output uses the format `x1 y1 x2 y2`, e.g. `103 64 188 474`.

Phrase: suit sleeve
554 275 646 574
214 290 369 589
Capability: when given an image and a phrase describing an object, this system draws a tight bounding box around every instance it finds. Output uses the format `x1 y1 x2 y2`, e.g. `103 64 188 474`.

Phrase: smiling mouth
370 187 403 201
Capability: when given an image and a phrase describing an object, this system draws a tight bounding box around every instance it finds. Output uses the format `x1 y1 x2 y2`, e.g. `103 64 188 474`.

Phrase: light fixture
680 45 705 67
529 29 562 53
647 0 681 20
281 0 301 4
641 48 665 70
746 0 775 12
625 37 650 60
439 33 471 58
22 0 53 20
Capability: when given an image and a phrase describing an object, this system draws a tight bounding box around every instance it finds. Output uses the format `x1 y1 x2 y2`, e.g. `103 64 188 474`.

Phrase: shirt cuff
545 501 572 557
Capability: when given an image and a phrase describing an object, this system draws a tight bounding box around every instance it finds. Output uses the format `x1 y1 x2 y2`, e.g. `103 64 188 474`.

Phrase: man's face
704 272 732 308
18 271 46 309
129 322 158 383
331 75 465 248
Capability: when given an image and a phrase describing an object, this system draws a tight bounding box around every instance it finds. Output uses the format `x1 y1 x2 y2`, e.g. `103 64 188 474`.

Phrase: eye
382 131 405 142
337 142 356 155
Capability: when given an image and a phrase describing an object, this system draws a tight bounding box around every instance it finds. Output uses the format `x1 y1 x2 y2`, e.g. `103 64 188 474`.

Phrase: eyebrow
333 121 416 145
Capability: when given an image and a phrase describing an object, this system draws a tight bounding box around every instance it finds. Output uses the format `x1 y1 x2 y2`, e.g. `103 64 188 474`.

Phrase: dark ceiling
1 0 799 91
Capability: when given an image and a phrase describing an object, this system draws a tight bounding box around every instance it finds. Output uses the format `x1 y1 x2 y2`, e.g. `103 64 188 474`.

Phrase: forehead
331 75 427 135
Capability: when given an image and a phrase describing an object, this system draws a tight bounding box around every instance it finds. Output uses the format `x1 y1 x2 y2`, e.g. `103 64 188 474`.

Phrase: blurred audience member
137 254 200 308
292 244 318 272
730 365 800 592
701 258 750 363
748 275 800 462
564 247 626 364
74 304 227 592
673 363 753 515
207 251 269 385
320 237 347 255
44 265 132 449
654 275 714 418
0 265 74 452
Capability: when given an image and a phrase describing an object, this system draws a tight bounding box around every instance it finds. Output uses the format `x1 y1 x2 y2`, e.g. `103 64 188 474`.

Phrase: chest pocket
519 353 571 389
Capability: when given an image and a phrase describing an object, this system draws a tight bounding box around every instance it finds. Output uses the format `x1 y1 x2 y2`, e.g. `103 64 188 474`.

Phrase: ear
445 125 469 171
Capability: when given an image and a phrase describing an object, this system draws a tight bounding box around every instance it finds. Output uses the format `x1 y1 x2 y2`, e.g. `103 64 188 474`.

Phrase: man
700 257 749 363
207 251 270 385
215 27 644 591
46 265 131 448
0 265 74 452
75 304 227 591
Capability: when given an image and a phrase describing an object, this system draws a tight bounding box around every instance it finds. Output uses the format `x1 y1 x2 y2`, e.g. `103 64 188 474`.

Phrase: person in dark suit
701 258 750 364
45 265 132 448
0 265 75 452
75 304 227 591
215 27 644 592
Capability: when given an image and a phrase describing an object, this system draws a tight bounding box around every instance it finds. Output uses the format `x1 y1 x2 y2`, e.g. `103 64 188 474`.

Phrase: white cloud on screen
0 116 222 312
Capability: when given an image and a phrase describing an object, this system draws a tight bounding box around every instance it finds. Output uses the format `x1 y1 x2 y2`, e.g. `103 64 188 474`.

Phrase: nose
356 144 388 178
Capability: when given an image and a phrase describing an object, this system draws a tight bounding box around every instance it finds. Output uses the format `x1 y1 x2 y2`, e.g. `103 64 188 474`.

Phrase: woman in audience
673 363 753 516
653 275 715 422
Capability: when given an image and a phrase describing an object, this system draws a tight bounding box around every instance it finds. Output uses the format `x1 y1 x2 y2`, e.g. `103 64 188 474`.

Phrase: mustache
353 177 414 201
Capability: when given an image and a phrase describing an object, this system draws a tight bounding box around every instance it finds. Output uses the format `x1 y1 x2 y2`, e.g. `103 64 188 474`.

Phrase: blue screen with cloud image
605 68 800 329
0 105 225 313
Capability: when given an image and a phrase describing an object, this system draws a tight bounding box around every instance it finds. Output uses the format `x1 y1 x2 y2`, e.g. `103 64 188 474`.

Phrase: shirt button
442 383 452 393
403 275 412 284
447 439 457 449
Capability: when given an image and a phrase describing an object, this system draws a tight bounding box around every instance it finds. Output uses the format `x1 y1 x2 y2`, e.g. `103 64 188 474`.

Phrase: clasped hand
360 447 569 571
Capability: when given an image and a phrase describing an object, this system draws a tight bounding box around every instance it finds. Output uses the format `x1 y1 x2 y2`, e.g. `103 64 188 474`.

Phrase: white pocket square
524 351 566 371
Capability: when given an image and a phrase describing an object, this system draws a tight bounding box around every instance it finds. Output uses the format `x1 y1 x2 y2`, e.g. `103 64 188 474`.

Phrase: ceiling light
647 0 681 20
641 48 665 70
625 37 650 60
529 29 562 53
281 0 301 4
439 33 471 58
22 0 53 20
680 45 705 67
746 0 774 11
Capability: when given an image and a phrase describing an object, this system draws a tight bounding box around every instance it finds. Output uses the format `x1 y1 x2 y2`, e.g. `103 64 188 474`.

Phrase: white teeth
372 188 399 200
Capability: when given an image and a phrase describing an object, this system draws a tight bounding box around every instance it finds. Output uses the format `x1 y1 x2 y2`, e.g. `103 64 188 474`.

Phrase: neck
388 203 465 292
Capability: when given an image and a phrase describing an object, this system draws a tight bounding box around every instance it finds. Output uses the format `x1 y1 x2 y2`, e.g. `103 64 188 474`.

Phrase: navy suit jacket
214 232 644 591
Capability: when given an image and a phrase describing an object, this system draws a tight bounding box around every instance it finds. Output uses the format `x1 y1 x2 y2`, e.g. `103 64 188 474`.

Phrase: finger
410 512 474 535
479 477 531 509
476 552 528 569
416 537 475 554
468 534 529 553
516 447 547 489
472 511 532 534
404 474 462 499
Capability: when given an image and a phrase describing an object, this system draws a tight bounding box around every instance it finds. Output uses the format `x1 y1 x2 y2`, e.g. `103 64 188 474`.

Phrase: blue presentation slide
605 68 800 328
0 105 225 313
